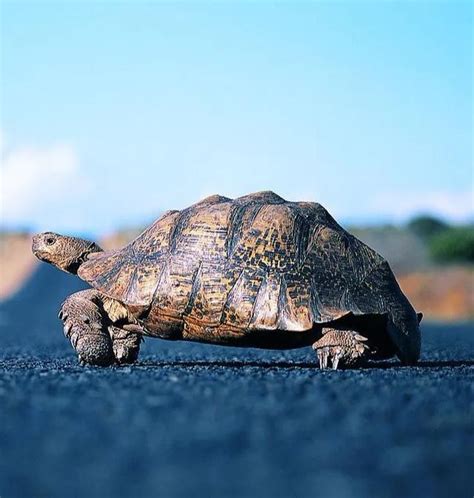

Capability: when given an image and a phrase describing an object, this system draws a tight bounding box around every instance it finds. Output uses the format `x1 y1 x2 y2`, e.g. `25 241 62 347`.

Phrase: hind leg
59 289 142 366
312 328 371 370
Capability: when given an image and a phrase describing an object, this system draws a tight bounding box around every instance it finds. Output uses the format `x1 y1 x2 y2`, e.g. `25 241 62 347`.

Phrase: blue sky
1 1 472 236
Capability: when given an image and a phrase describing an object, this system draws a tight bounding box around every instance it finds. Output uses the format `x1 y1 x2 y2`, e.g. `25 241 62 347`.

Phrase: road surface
1 265 473 498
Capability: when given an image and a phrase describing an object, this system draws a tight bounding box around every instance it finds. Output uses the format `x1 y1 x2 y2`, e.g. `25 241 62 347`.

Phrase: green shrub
429 227 474 263
407 215 449 241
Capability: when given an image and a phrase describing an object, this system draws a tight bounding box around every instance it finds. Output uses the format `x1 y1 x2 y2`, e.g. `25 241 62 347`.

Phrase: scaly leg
58 289 142 366
312 328 371 370
108 324 142 364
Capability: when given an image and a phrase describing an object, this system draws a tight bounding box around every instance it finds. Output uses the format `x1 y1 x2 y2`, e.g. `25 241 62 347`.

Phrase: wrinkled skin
32 233 142 366
32 232 102 274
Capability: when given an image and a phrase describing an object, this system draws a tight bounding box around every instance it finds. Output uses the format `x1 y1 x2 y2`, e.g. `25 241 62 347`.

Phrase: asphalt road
1 265 473 498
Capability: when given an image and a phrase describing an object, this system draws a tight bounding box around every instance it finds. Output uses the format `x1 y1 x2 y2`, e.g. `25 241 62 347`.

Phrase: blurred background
1 1 472 319
1 4 473 498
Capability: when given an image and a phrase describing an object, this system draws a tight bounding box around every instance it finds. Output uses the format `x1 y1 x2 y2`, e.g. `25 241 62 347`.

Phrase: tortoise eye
45 236 56 245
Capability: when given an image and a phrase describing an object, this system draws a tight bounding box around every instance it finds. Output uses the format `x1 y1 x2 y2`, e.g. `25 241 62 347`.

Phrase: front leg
59 289 142 366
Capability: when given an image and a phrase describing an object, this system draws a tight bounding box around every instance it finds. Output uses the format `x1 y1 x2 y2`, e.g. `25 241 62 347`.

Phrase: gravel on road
1 265 473 498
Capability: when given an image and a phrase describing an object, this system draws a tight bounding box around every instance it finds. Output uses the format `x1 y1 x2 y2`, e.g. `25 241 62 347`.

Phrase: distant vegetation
429 227 474 263
407 215 474 264
407 216 449 241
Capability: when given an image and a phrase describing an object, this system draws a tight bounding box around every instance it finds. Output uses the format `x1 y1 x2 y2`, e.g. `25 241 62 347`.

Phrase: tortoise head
32 232 102 274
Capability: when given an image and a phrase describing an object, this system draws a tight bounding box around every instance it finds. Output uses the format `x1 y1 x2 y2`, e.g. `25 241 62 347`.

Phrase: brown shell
78 191 420 363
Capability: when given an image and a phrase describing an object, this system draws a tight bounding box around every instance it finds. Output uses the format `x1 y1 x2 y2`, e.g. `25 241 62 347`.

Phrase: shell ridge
221 268 245 317
123 257 140 304
169 208 194 254
235 191 286 205
164 210 181 248
225 204 246 258
301 224 323 265
148 258 172 309
249 272 282 330
183 261 204 316
247 271 266 327
309 279 323 322
276 274 289 328
293 212 311 270
94 259 120 288
227 203 265 258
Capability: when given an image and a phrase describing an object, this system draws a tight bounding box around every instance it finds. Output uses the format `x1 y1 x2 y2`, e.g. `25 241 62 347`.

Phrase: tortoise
32 191 422 369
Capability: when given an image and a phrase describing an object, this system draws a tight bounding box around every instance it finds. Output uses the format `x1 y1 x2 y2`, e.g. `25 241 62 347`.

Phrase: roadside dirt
0 233 37 300
398 267 474 321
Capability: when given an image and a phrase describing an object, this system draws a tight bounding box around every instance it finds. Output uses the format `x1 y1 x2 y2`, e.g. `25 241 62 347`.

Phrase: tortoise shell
78 191 420 363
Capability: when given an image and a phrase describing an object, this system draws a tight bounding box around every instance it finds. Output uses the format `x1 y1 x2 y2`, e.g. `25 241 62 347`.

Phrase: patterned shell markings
223 200 313 331
78 209 181 306
77 191 421 362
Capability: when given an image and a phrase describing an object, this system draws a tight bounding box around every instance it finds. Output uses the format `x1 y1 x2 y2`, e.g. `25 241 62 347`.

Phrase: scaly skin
59 289 142 366
312 328 371 370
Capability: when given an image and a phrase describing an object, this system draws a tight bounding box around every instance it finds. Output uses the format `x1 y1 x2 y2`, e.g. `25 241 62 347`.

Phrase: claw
63 322 72 337
331 347 343 370
354 334 368 342
332 353 342 370
317 347 329 369
70 330 79 347
356 343 371 355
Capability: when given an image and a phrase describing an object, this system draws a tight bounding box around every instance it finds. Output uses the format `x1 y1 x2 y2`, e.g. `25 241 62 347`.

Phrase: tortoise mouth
32 239 48 261
32 248 53 264
32 233 60 263
32 239 49 260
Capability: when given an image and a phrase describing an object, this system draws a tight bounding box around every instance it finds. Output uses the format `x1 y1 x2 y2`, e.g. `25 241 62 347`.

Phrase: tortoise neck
66 241 103 274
